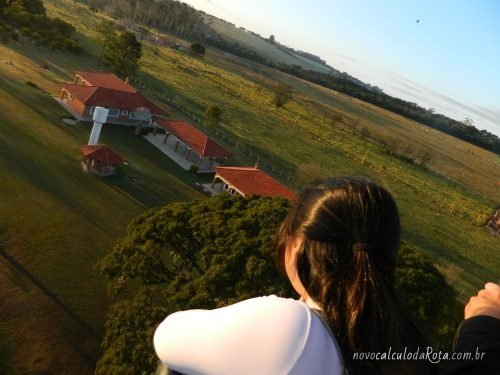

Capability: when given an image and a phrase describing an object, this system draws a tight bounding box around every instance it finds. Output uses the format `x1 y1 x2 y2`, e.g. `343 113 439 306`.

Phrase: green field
205 14 334 74
0 37 205 373
0 0 499 373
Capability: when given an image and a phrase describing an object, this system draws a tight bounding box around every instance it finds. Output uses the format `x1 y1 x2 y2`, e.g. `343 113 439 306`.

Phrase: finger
478 289 489 298
484 282 500 295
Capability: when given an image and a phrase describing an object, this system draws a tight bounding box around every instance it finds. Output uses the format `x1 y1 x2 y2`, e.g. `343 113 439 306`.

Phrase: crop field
0 0 498 373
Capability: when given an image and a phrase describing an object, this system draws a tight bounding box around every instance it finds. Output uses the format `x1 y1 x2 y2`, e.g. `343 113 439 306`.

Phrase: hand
464 282 500 320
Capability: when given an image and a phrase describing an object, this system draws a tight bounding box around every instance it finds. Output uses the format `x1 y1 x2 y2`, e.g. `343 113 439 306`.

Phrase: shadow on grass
0 247 101 362
0 135 117 239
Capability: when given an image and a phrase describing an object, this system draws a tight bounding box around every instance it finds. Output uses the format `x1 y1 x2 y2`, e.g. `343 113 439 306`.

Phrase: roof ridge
216 166 259 171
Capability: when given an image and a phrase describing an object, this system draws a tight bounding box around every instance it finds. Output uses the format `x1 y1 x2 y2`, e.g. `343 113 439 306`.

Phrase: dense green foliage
396 244 462 348
0 0 81 51
189 42 205 56
82 0 206 39
95 194 292 373
97 25 142 79
273 82 293 108
96 195 461 374
203 104 222 126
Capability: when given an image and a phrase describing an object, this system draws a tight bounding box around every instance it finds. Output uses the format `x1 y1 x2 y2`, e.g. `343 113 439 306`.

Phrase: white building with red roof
59 71 167 125
211 165 296 200
148 119 232 171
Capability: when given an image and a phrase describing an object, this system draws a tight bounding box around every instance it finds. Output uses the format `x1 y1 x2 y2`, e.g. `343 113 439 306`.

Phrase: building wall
67 99 88 118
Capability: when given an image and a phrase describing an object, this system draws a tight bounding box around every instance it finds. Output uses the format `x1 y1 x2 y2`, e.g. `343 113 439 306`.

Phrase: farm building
210 165 296 200
81 144 124 176
59 71 167 125
148 119 232 171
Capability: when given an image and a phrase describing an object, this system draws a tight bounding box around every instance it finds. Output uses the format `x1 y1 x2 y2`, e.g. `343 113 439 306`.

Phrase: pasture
205 14 334 74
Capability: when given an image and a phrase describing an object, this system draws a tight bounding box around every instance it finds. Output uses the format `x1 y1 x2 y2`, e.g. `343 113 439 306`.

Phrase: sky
182 0 500 136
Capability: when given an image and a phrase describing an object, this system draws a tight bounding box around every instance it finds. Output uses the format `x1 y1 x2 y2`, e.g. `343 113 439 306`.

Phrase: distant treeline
80 0 499 153
82 0 207 40
274 64 500 153
0 0 82 52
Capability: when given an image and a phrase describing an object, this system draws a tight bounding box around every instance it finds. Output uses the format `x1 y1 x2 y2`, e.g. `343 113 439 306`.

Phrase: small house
81 144 124 176
211 166 296 200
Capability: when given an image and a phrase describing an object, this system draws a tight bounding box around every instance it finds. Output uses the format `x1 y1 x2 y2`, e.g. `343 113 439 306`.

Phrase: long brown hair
275 177 428 374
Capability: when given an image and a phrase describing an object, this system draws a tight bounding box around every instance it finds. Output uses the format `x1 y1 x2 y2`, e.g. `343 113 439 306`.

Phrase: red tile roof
62 84 166 116
81 144 124 165
156 119 232 158
75 71 137 93
215 167 296 200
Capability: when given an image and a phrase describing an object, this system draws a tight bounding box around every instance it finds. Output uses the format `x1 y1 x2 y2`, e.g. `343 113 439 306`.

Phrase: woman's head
275 177 404 353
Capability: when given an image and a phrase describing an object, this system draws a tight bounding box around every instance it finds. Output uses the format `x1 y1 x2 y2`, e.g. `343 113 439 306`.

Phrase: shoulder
158 295 309 328
154 296 313 374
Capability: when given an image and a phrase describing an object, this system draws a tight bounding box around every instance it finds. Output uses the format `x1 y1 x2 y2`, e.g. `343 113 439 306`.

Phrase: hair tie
352 243 371 253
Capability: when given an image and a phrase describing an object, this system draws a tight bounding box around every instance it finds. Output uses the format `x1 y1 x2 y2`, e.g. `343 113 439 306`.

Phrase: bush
272 83 293 108
190 42 205 56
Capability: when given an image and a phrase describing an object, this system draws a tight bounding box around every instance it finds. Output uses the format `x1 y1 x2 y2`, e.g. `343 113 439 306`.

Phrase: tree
96 196 461 373
95 195 293 374
396 243 462 348
189 42 205 56
272 82 293 108
94 20 117 67
268 34 275 44
102 31 142 79
203 104 222 127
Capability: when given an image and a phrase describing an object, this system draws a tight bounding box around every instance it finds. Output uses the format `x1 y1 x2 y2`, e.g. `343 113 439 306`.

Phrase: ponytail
275 178 430 373
298 241 405 354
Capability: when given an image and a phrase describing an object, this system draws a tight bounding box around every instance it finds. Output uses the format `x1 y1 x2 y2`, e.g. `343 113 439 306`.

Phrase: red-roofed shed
154 119 231 171
81 144 124 176
211 166 296 200
59 72 167 125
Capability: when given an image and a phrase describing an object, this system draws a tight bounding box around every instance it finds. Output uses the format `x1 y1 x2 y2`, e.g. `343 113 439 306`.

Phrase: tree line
82 0 207 40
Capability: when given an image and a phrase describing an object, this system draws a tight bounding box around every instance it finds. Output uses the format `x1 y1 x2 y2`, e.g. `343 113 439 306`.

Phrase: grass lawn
0 56 204 373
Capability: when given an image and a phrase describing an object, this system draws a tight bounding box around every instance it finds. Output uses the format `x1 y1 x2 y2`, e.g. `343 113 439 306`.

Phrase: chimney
125 76 129 84
254 161 259 169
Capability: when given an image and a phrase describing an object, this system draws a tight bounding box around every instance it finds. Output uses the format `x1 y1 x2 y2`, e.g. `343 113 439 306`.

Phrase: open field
0 36 205 373
0 0 498 373
205 15 334 74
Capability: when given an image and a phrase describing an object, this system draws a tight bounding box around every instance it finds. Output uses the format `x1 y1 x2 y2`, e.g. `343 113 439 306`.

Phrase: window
108 109 120 117
130 111 151 120
89 106 96 114
121 110 129 116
